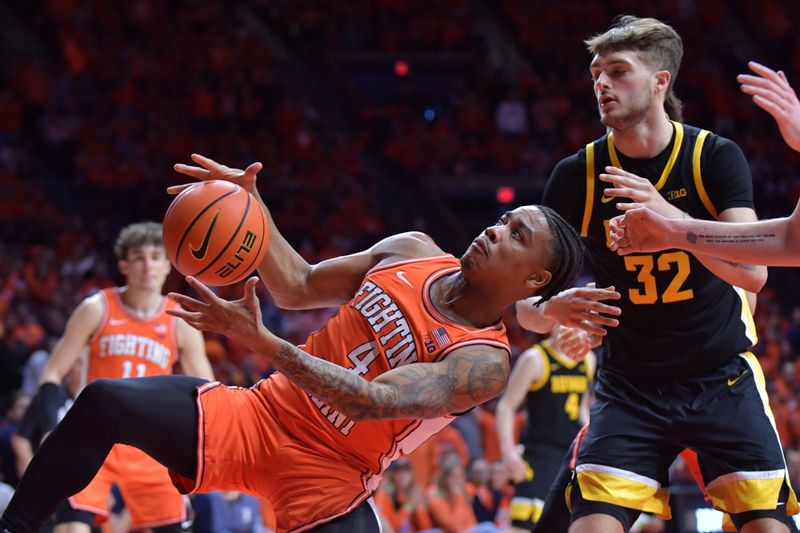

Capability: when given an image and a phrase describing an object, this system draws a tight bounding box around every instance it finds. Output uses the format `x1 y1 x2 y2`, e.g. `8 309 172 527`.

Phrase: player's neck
118 286 164 318
431 273 503 328
610 112 673 159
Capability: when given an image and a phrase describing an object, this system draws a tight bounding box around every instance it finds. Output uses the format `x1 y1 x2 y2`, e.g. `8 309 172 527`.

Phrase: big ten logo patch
666 188 687 201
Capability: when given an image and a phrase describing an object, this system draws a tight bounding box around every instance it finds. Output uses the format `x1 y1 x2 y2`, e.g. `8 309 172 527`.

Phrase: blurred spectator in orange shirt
407 425 469 488
374 459 432 533
427 463 499 533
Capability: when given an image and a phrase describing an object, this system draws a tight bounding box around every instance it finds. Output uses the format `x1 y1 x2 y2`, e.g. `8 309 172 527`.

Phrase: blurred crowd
2 0 800 531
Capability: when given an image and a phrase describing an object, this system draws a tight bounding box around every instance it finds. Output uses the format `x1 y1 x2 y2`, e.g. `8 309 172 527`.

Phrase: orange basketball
163 180 269 286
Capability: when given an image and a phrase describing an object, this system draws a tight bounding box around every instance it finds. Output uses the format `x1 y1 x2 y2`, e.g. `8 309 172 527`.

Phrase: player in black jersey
497 324 595 532
525 15 797 533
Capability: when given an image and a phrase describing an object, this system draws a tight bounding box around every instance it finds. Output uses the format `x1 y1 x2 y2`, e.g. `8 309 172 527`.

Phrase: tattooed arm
269 341 509 421
687 208 767 293
168 276 510 421
611 205 800 267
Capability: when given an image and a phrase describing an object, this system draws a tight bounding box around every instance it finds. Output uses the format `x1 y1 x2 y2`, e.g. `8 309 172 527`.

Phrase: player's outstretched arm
168 276 508 420
738 61 800 153
34 294 103 432
173 154 441 309
271 342 509 421
600 166 767 292
516 285 621 337
496 347 544 482
610 206 800 266
39 295 103 386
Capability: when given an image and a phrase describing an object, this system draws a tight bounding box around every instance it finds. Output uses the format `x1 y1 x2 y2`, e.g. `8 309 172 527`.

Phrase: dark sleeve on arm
700 135 755 213
542 151 587 232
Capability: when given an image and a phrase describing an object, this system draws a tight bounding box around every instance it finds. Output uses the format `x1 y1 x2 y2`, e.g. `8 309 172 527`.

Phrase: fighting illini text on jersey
87 288 179 382
183 255 510 531
71 287 185 528
261 254 510 486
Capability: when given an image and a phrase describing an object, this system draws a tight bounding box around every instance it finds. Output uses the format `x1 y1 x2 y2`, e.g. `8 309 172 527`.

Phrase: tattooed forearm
271 341 508 422
467 358 509 401
718 260 757 271
274 342 374 417
686 231 776 244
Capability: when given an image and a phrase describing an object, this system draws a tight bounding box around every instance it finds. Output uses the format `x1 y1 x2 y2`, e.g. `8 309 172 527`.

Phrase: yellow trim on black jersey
608 121 684 191
581 142 595 237
541 339 580 369
734 287 758 345
527 346 551 392
692 129 719 219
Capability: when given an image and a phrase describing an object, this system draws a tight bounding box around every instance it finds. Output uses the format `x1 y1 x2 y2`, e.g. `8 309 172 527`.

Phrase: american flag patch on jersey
431 327 451 348
154 324 167 336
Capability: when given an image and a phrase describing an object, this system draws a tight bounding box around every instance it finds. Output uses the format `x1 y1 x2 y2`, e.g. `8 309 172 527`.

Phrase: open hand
556 326 594 362
609 208 673 255
502 449 529 484
170 153 262 196
599 166 685 218
738 61 800 153
167 276 269 352
542 284 621 336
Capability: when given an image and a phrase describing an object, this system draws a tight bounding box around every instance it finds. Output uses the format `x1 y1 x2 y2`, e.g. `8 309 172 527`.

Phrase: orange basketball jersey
257 254 510 490
87 288 180 382
72 287 185 527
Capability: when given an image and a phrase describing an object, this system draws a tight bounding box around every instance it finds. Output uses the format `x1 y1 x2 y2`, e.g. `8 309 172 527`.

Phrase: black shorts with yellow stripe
510 443 568 529
570 353 799 530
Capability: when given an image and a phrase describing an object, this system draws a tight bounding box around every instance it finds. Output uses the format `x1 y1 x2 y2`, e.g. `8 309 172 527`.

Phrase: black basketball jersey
544 122 757 378
522 340 591 450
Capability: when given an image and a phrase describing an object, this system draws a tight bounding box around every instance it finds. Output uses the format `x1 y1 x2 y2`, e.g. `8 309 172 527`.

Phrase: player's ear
526 270 552 290
654 69 670 93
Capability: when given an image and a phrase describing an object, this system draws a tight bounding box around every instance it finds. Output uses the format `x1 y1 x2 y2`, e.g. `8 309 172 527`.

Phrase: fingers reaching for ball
172 154 263 196
167 276 266 350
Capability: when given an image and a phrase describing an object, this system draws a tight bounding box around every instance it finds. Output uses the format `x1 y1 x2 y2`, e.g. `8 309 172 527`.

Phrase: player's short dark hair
536 206 584 305
114 221 164 260
585 15 684 122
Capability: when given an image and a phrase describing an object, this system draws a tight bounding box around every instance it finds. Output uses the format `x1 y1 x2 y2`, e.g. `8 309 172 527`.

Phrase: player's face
119 244 171 292
590 49 660 130
462 206 553 296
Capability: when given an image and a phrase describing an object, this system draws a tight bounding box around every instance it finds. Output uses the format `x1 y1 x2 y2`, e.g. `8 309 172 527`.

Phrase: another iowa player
535 16 797 533
497 324 594 532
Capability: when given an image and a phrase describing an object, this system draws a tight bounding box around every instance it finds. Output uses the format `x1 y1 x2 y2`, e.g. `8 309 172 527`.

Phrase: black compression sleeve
37 382 62 432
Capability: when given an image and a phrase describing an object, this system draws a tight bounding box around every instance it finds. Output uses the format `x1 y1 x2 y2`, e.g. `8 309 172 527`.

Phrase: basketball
163 180 269 286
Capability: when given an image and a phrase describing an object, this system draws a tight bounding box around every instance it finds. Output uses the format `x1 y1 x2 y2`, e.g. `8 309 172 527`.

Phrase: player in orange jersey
29 222 213 533
1 155 597 533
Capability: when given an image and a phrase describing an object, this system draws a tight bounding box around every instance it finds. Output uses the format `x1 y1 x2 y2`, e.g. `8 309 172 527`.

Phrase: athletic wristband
37 382 62 432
